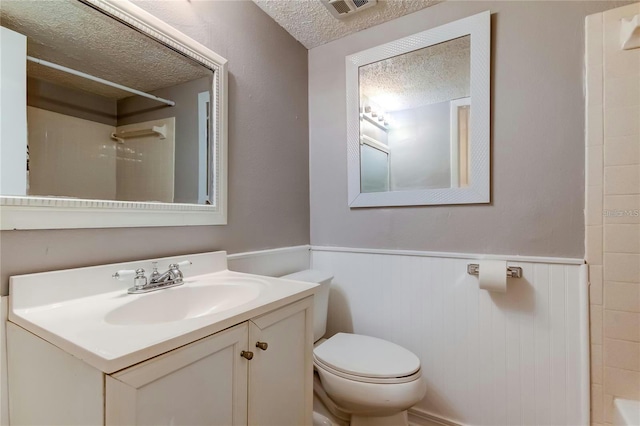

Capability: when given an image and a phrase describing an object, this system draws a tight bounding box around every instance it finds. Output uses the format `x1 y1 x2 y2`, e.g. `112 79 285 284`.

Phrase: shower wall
27 106 117 200
585 3 640 425
26 78 176 202
115 118 176 203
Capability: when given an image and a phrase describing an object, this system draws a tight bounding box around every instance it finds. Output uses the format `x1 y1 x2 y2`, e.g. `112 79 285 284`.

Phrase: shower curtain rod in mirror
26 56 176 106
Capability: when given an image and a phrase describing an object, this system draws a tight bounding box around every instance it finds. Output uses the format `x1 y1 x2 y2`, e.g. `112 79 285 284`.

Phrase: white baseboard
409 407 463 426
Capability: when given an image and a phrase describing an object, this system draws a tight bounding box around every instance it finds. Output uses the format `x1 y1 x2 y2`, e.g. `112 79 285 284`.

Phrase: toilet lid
313 333 420 379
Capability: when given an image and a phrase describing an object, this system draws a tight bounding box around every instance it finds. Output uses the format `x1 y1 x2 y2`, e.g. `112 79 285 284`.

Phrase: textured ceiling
252 0 441 49
0 0 211 99
360 35 470 112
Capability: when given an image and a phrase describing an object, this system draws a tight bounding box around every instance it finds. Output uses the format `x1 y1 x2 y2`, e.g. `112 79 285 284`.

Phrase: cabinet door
248 297 314 426
106 323 249 426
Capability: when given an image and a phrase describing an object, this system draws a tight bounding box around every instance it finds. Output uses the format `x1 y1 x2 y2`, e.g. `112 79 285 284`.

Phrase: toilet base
350 411 408 426
313 365 420 426
313 372 349 426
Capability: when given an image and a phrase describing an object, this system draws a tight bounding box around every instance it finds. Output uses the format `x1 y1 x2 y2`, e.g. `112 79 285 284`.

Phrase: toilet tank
280 269 333 342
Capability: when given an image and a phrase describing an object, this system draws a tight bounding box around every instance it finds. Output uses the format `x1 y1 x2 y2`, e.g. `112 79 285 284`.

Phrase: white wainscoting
311 247 589 426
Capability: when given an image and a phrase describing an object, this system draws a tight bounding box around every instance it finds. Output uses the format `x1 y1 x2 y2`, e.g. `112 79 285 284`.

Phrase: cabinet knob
255 341 268 351
240 350 254 360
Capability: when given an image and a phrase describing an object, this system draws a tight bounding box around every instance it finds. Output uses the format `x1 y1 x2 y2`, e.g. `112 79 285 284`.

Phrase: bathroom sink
105 278 265 325
8 251 318 373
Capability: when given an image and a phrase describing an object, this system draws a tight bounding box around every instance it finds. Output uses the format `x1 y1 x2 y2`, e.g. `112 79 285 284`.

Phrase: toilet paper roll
478 260 507 293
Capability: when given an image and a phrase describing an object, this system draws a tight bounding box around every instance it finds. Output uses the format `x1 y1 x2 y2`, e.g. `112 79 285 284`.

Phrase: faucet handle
113 268 148 290
176 260 192 269
133 268 148 290
112 268 142 280
169 260 192 271
167 260 191 282
149 262 160 281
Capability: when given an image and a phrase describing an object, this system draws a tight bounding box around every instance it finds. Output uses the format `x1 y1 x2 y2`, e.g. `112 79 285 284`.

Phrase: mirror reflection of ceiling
359 36 470 112
0 0 211 99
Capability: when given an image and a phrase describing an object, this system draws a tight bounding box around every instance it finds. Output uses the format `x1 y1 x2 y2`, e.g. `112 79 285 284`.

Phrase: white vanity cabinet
8 297 313 426
248 299 313 425
105 323 250 425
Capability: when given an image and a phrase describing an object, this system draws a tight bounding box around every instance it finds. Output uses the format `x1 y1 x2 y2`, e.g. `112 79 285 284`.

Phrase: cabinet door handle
256 341 268 351
240 350 254 360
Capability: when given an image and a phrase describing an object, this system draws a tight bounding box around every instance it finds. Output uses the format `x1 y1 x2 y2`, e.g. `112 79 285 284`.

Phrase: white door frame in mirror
346 11 490 208
0 0 228 230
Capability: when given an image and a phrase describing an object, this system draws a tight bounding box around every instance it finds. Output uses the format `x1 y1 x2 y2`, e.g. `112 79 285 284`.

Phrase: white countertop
8 251 317 373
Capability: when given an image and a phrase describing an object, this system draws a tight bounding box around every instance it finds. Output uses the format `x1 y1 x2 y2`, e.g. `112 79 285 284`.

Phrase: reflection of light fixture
360 103 391 130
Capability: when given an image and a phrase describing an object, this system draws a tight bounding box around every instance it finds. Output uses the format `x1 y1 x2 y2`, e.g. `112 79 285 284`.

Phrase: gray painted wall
309 0 630 259
118 76 212 204
0 0 309 295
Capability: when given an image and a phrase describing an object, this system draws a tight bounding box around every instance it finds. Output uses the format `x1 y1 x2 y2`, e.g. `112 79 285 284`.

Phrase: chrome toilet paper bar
467 264 522 278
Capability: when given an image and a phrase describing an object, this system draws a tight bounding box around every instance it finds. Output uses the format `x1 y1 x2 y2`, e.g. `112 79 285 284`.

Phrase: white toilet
282 270 427 426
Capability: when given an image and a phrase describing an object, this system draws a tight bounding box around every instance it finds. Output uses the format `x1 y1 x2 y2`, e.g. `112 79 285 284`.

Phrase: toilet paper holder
467 264 522 278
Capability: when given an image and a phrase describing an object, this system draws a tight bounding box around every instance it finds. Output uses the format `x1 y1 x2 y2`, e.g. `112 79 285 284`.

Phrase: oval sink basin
105 278 266 325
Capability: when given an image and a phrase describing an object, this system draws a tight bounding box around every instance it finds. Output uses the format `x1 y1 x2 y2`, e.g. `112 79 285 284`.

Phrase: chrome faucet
113 260 192 294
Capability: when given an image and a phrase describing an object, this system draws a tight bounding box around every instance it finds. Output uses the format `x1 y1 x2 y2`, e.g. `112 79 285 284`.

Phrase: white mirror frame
346 11 490 208
0 0 228 230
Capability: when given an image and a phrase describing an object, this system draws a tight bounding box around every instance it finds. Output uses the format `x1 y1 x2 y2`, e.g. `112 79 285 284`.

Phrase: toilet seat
313 333 421 384
314 356 422 384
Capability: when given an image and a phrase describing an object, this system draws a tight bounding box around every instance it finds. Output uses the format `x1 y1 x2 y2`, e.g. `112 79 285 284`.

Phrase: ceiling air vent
322 0 378 19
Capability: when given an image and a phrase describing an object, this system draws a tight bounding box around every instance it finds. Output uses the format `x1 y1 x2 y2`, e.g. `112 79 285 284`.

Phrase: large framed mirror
346 11 490 207
0 0 227 229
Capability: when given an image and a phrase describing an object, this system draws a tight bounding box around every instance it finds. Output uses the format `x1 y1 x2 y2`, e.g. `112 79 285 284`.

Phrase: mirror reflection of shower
0 0 215 205
358 35 471 193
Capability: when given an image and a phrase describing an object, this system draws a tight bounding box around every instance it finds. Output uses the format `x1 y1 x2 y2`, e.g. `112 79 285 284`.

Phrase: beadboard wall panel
311 248 589 426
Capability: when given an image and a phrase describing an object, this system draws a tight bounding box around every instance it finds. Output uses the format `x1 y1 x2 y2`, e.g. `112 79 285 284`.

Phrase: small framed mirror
346 11 490 207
